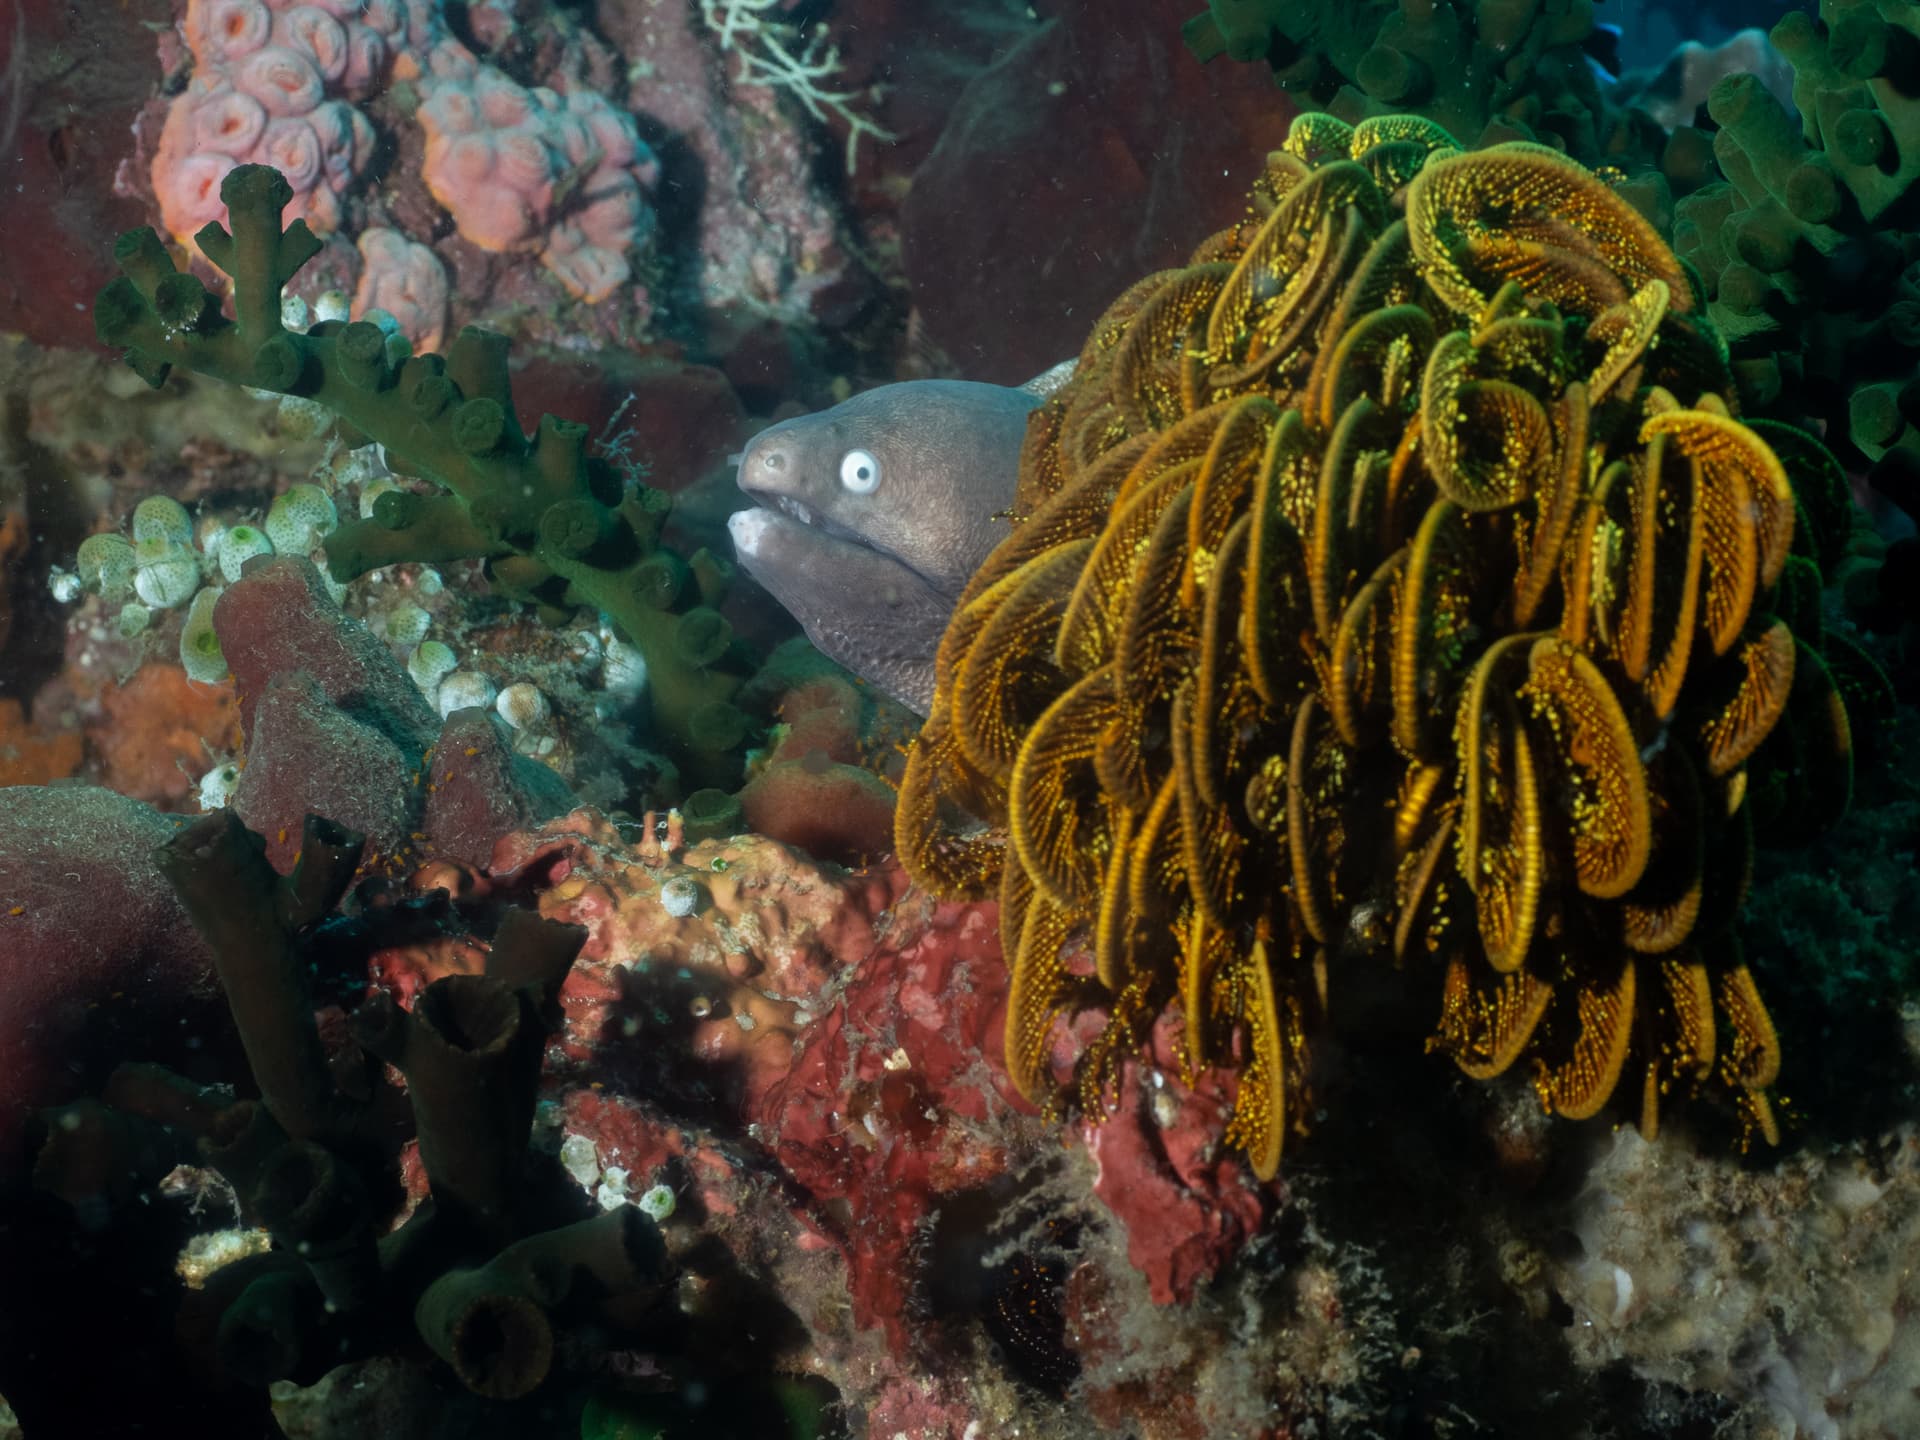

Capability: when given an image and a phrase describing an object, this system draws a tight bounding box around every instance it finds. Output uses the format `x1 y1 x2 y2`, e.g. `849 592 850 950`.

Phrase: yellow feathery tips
1420 331 1553 511
1537 957 1638 1120
898 120 1850 1178
1700 621 1797 776
1406 143 1690 319
893 718 1006 902
1520 639 1651 900
1223 939 1289 1182
1434 962 1552 1080
1004 892 1078 1101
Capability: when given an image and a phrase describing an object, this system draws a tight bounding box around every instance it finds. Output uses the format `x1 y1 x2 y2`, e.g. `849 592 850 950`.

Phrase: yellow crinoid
894 112 1857 1179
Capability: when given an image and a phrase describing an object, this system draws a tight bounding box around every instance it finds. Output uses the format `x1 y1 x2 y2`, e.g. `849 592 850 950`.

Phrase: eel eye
839 448 880 494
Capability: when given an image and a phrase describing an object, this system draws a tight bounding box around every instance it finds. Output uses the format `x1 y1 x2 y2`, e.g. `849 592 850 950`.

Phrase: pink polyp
583 109 638 168
422 87 480 138
577 187 641 246
494 132 554 195
447 133 500 185
191 87 269 156
275 7 349 83
476 74 535 130
164 152 240 238
453 187 539 251
304 97 353 153
547 244 626 304
235 45 326 118
341 29 387 94
348 105 377 168
191 0 272 63
260 116 324 190
551 114 594 167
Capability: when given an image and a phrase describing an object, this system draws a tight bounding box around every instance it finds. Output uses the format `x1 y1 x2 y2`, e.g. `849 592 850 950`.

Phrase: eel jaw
736 486 900 565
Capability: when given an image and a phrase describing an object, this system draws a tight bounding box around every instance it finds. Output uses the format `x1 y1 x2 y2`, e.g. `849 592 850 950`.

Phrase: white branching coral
698 0 894 172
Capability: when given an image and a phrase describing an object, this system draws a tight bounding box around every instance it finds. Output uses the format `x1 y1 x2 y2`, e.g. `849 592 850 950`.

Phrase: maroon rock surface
902 4 1299 384
0 786 218 1179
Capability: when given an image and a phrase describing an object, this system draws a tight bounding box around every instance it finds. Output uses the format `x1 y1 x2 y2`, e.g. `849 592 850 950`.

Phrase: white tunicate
359 475 402 519
76 533 137 601
436 670 497 719
276 396 334 440
195 512 229 555
266 483 339 556
47 568 81 604
495 681 549 731
408 640 457 693
115 602 152 638
313 290 350 324
380 602 432 648
558 1133 601 1190
594 1166 630 1212
197 761 241 811
280 292 311 332
568 628 602 664
131 495 193 546
414 568 444 597
332 446 388 491
659 875 701 919
602 636 647 700
179 586 228 683
133 536 203 609
637 1184 676 1223
217 525 275 584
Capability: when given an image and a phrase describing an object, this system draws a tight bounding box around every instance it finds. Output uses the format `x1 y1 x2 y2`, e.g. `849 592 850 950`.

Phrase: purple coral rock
0 786 219 1180
233 671 421 874
214 557 439 753
422 707 574 867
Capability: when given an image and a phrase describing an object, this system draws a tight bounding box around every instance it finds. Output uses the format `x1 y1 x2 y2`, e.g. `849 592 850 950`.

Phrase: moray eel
728 366 1071 714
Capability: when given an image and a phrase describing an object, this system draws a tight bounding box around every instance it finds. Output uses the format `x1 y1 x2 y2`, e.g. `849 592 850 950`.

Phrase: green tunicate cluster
1673 2 1920 480
94 164 756 786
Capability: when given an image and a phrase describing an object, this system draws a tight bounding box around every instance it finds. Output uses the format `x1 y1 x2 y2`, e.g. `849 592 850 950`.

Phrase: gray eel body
728 371 1067 714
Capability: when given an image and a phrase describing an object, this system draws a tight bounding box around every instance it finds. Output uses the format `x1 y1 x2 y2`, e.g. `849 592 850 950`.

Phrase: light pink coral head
341 27 388 94
260 115 324 192
161 152 241 245
235 45 326 118
188 0 272 64
576 185 643 246
476 72 536 130
191 87 270 157
420 85 481 139
274 6 350 83
581 107 640 169
494 131 556 196
546 243 628 304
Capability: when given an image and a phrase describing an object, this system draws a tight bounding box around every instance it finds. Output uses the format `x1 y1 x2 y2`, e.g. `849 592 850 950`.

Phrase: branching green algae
93 164 754 782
